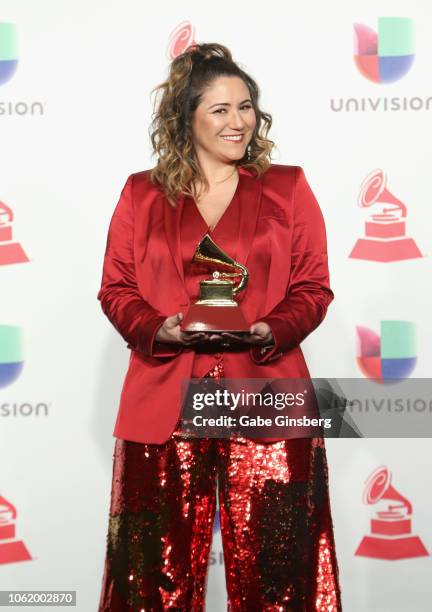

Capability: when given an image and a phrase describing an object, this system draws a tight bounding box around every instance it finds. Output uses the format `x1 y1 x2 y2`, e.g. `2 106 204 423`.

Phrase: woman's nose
228 110 246 129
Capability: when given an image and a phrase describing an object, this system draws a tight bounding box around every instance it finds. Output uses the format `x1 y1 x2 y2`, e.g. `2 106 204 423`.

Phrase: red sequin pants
99 363 342 611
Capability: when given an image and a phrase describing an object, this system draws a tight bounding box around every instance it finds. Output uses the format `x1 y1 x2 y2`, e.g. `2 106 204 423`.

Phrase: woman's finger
220 332 248 343
181 332 207 345
248 333 273 345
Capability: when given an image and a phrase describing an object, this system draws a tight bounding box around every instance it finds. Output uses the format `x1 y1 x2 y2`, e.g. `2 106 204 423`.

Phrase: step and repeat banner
1 1 431 610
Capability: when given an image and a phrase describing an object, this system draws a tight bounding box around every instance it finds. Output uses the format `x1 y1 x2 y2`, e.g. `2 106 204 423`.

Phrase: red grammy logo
167 21 197 60
0 494 31 564
349 169 422 262
0 201 29 266
355 466 429 560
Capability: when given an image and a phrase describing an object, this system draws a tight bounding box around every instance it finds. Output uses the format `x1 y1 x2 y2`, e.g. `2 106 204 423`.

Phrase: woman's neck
196 154 237 186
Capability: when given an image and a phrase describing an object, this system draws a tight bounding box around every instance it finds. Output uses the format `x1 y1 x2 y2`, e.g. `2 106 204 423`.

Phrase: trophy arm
231 263 249 294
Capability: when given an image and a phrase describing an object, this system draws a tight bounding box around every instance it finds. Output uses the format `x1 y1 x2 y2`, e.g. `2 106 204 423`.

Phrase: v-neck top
181 185 240 302
180 184 241 378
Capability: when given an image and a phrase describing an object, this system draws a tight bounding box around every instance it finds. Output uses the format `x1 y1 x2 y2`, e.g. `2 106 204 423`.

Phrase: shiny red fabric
97 165 334 444
182 179 241 378
99 361 341 611
99 166 341 610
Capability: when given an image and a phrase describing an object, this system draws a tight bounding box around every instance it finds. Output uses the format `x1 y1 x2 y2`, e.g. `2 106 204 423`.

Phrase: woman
98 43 341 611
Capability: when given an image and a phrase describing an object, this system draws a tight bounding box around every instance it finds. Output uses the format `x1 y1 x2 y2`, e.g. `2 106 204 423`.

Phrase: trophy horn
358 169 407 217
363 466 413 515
193 233 249 294
0 202 13 224
0 495 17 521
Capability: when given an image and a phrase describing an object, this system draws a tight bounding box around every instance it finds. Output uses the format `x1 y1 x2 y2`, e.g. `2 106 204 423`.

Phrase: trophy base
0 242 29 266
371 517 411 536
349 238 422 262
355 535 429 560
181 304 250 334
0 540 32 564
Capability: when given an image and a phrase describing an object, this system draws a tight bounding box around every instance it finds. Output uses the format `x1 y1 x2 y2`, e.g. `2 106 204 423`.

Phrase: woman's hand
155 313 208 346
247 321 274 346
207 322 274 347
155 315 274 348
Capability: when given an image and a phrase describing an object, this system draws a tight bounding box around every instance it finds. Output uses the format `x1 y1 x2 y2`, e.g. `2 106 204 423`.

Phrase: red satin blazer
98 164 334 444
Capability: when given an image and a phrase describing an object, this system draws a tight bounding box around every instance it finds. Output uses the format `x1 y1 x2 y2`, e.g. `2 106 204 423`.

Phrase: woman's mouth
220 134 244 142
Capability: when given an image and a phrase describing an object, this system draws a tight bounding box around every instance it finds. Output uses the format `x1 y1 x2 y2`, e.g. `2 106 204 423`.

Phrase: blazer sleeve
97 174 182 358
250 167 334 364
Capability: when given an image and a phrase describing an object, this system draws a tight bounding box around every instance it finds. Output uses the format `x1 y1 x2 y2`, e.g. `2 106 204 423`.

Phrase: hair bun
189 43 233 63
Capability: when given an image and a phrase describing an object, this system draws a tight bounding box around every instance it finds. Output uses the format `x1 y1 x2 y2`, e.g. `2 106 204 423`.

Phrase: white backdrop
1 1 431 610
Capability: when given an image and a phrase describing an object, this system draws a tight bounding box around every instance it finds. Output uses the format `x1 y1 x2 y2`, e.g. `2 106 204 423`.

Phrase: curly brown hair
149 43 274 206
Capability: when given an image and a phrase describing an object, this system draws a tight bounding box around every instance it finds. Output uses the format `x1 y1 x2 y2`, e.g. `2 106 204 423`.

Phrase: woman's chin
217 151 247 163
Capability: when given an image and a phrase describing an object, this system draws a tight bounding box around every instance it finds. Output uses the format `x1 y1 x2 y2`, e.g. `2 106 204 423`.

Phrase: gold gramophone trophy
180 234 250 335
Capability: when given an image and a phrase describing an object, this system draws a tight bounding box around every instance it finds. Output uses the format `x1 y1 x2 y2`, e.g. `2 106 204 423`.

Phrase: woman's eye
213 105 252 114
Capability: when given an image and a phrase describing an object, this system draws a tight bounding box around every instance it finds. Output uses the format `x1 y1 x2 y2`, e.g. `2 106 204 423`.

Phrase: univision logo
0 23 18 86
0 22 45 116
0 326 24 388
356 321 416 382
354 17 415 84
330 17 430 112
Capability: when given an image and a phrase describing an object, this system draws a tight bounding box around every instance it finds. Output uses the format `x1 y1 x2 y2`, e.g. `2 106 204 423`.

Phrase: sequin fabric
99 359 342 611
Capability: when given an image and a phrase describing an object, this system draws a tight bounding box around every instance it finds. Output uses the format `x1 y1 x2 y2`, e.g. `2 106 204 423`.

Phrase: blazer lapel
236 167 263 268
163 167 263 286
164 193 185 286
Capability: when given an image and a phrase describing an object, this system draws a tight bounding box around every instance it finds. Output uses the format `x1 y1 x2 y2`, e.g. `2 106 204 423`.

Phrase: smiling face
191 75 257 165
